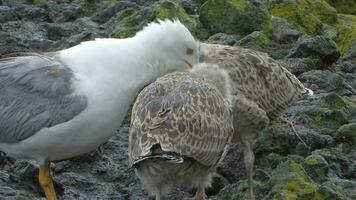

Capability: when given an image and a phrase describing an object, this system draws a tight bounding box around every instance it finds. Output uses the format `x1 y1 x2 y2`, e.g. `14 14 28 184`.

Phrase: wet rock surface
0 0 355 199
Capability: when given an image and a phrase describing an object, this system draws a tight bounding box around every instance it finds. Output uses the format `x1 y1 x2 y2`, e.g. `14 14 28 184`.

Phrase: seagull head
136 19 200 72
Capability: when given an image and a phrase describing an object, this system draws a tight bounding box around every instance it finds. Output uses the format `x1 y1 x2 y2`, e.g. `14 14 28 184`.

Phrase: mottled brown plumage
200 43 308 200
129 64 233 200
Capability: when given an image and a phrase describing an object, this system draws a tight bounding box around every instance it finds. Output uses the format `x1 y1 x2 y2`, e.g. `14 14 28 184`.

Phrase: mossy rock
237 31 270 47
152 0 209 39
199 0 270 37
336 123 356 146
325 0 356 15
104 6 149 39
269 0 337 35
213 180 265 200
266 160 326 199
304 155 329 182
294 105 348 135
321 93 356 127
106 0 208 39
332 14 356 56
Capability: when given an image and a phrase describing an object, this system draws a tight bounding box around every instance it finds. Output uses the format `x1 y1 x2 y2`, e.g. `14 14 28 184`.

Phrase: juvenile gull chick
200 43 310 200
129 63 234 200
0 19 199 200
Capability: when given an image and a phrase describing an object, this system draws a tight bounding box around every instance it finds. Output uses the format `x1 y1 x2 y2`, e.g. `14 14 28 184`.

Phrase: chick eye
186 48 194 55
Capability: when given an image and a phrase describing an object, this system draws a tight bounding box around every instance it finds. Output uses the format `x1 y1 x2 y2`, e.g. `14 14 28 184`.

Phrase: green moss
323 93 356 113
152 1 207 39
238 31 270 46
333 14 356 55
271 160 325 200
227 0 247 9
336 123 356 145
304 155 329 181
200 0 270 36
269 0 337 35
325 0 356 15
109 0 208 39
154 5 197 26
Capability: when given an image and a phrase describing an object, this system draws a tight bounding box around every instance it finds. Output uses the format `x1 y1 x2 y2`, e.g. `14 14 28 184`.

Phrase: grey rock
270 16 300 43
91 1 140 24
14 4 49 22
298 70 348 94
207 33 240 46
287 35 340 66
0 6 17 23
282 57 316 76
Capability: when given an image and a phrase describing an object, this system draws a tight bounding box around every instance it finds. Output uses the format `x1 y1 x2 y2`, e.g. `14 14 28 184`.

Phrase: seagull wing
0 53 87 143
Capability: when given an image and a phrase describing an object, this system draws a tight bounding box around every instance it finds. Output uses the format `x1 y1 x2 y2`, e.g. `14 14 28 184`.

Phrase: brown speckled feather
201 43 306 120
129 71 233 167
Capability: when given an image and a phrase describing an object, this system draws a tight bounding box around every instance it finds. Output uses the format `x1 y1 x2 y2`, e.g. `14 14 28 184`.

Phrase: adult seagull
0 19 199 200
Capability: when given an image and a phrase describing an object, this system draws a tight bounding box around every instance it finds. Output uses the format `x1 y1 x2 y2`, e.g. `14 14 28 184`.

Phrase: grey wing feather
201 43 306 119
129 72 233 167
0 53 88 143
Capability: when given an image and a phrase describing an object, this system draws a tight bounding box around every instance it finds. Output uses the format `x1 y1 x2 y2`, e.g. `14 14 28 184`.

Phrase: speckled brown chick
129 63 234 200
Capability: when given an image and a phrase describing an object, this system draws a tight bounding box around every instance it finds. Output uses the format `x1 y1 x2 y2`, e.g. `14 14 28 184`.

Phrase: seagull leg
194 185 207 200
39 161 57 200
243 139 256 200
155 188 165 200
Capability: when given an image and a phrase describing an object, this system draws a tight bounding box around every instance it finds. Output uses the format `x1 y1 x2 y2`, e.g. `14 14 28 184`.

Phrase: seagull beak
184 60 193 69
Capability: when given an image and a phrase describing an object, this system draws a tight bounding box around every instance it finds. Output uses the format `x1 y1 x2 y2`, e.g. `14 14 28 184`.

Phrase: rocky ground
0 0 355 199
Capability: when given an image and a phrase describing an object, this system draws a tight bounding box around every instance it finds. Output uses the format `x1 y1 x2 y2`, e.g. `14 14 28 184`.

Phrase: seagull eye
186 48 194 55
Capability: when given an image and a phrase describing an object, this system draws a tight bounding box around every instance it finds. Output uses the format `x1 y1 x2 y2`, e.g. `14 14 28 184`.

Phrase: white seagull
0 19 199 200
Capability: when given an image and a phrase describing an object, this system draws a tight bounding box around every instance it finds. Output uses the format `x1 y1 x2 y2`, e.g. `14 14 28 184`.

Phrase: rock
1 0 32 6
298 70 347 94
103 5 147 38
91 1 140 24
0 6 17 23
282 58 315 76
205 173 230 196
336 123 356 146
292 126 334 152
293 105 348 136
269 16 300 43
211 180 260 200
287 35 340 66
325 0 356 15
322 93 356 121
206 33 240 46
264 160 326 199
236 31 270 48
313 145 356 180
304 154 329 182
48 17 108 50
256 123 298 155
268 0 337 35
14 4 49 22
334 15 356 58
105 0 208 39
152 0 208 39
199 0 270 37
176 0 198 14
